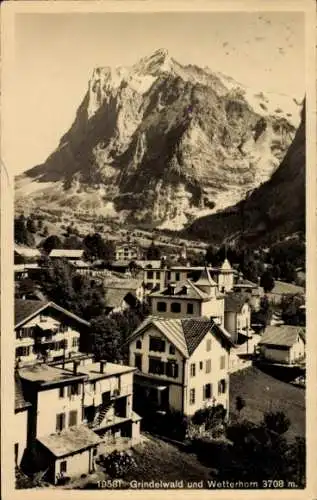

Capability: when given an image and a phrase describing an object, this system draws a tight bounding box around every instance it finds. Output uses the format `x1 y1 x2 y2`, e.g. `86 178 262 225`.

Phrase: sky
10 10 305 175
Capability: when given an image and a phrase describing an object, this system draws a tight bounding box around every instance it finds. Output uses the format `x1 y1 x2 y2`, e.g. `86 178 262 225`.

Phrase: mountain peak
134 48 171 75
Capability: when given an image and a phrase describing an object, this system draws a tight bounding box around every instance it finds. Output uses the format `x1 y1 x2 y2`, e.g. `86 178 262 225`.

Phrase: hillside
15 48 300 230
183 102 305 246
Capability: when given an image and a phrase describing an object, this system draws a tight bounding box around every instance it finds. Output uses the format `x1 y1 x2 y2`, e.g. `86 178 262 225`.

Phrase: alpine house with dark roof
15 299 90 366
126 316 234 417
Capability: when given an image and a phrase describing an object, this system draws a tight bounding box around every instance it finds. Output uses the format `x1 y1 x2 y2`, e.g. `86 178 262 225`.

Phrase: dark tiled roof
15 371 31 411
127 316 234 358
181 318 212 355
259 325 305 347
15 299 49 326
224 293 248 313
15 299 90 328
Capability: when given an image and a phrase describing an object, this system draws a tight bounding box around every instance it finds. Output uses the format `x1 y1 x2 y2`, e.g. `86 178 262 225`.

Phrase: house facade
15 300 90 366
115 245 140 262
17 360 141 484
127 317 233 417
224 294 252 344
258 326 305 365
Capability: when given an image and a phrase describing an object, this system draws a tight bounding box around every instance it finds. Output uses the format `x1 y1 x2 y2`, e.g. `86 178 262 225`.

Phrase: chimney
100 360 106 374
73 360 80 375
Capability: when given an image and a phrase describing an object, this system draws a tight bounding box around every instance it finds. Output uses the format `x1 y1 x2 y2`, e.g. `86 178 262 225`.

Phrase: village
13 231 306 489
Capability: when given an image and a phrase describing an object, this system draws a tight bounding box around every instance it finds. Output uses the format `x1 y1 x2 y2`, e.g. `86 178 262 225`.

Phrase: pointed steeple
195 267 218 296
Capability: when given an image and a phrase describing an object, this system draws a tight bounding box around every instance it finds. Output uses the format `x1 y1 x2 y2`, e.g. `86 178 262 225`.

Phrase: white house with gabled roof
126 316 234 417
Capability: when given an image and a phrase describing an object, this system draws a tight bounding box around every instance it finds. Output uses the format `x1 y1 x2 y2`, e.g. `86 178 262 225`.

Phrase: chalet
17 360 141 484
224 294 252 344
126 316 234 417
148 268 225 326
258 325 305 365
48 249 84 262
15 299 90 366
115 245 140 262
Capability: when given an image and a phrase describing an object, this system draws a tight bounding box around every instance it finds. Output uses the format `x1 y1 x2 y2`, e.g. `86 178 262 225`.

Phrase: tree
17 278 37 299
14 215 35 246
42 235 62 254
146 241 161 260
26 217 37 234
235 396 246 417
64 235 83 250
260 270 275 293
89 316 123 362
83 233 115 262
263 411 291 435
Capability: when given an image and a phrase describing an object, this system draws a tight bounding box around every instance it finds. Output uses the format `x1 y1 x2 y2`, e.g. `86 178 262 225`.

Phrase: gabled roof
234 279 258 289
149 279 210 301
15 371 31 412
15 299 90 328
126 316 234 358
225 293 249 313
14 245 41 258
105 289 136 309
104 278 142 291
49 249 84 258
258 325 305 348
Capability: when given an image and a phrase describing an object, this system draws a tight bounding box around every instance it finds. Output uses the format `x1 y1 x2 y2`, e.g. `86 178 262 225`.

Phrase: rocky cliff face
183 102 305 246
15 48 301 229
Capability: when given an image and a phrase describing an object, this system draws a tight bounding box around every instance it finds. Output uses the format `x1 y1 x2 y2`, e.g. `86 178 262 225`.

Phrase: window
16 346 30 358
206 359 212 374
59 324 68 333
157 302 167 313
189 389 195 405
72 337 79 348
149 337 165 352
167 271 171 281
135 353 142 371
190 363 196 377
55 341 66 351
16 327 33 339
199 361 203 371
60 460 67 473
175 272 180 281
149 357 165 375
220 355 226 370
147 271 154 280
206 339 212 352
56 413 66 432
166 361 179 378
69 410 78 427
169 345 176 355
171 302 181 313
203 383 212 400
136 339 142 349
156 271 160 280
187 303 194 314
218 379 227 394
68 384 81 396
59 387 65 399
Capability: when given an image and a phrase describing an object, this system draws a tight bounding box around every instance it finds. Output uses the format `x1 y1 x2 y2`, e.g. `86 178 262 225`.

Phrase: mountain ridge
15 48 302 230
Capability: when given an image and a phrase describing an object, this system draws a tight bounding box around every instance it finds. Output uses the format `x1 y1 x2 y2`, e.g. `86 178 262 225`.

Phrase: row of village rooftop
13 245 305 485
